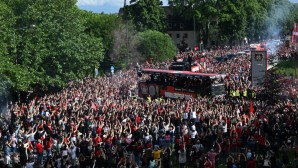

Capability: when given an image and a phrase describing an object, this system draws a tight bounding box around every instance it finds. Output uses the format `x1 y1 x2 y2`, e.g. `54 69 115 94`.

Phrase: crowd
0 43 297 168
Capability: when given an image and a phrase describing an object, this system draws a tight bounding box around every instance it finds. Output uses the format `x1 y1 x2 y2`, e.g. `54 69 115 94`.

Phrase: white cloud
77 0 124 7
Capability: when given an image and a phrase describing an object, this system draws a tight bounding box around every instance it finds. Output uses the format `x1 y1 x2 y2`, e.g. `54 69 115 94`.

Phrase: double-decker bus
138 69 226 99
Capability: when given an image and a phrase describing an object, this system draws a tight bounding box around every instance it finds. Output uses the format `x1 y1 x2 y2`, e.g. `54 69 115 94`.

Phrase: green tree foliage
243 0 267 43
82 12 119 52
265 0 292 39
110 21 140 68
218 0 247 46
169 0 298 45
135 30 177 62
282 4 298 36
124 0 167 32
1 0 104 92
82 12 119 71
0 1 32 95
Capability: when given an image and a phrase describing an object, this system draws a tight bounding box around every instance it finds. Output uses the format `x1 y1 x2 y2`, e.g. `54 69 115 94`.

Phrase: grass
275 60 298 77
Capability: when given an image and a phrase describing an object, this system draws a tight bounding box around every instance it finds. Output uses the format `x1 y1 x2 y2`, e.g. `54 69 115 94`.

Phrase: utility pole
124 0 129 69
192 4 196 49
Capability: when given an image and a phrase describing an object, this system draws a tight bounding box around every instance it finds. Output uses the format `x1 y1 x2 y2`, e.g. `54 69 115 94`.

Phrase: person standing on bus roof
188 54 192 71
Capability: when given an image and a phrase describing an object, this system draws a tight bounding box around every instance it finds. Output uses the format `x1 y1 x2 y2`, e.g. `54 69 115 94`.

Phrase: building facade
164 6 198 51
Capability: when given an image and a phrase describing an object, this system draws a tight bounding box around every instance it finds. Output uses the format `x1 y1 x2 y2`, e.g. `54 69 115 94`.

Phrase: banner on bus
164 91 195 99
251 50 267 87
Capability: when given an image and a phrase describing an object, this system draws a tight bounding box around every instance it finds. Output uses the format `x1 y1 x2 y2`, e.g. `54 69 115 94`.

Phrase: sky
77 0 168 13
77 0 298 13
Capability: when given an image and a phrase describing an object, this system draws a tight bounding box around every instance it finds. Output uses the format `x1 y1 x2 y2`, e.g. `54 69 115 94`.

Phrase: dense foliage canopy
0 0 104 94
124 0 167 32
168 0 298 46
135 30 177 62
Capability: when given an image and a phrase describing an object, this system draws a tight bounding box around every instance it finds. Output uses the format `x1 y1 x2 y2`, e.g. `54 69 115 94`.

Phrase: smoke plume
265 0 291 55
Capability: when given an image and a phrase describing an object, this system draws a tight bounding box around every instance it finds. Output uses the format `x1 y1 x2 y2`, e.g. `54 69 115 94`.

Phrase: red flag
249 100 254 113
91 102 97 110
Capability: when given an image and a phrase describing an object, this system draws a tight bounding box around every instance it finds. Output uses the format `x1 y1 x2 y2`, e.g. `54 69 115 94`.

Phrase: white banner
251 51 267 87
164 92 193 99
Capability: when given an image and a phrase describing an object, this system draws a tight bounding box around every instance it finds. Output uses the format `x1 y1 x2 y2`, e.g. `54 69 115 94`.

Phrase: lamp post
124 0 129 68
14 24 36 104
192 4 196 49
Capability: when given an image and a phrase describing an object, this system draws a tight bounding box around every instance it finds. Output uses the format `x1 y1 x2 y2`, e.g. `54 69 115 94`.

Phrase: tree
169 0 224 46
82 12 119 52
264 0 292 39
281 4 298 36
218 0 247 47
243 0 266 43
124 0 167 32
110 21 140 68
3 0 104 90
135 30 177 62
82 12 119 71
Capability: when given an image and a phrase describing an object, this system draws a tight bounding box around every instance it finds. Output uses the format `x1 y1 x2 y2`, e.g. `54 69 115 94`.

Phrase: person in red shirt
36 139 44 164
247 157 256 168
230 128 238 154
93 134 102 147
45 137 53 157
204 157 213 168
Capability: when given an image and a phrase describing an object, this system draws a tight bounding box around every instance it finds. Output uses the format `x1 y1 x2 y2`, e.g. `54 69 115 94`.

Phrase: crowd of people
0 43 297 168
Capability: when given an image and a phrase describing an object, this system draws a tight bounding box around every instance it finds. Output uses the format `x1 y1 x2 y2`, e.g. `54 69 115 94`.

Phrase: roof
141 68 225 79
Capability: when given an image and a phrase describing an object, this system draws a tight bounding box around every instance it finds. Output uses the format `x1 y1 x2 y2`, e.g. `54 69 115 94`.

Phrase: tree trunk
229 38 233 49
204 21 209 48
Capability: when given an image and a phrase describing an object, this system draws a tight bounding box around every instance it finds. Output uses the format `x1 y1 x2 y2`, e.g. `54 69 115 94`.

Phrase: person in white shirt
145 133 152 143
190 129 197 143
68 143 77 166
182 124 188 135
190 110 197 123
183 111 189 123
26 161 34 168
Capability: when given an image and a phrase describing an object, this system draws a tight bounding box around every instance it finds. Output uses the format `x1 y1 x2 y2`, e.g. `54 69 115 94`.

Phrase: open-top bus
138 69 226 99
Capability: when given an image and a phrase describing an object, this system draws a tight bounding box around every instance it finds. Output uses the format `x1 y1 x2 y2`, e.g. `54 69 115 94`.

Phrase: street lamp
14 24 36 104
192 4 196 49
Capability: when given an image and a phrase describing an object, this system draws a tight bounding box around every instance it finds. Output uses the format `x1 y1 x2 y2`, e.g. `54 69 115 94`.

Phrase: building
163 6 198 51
